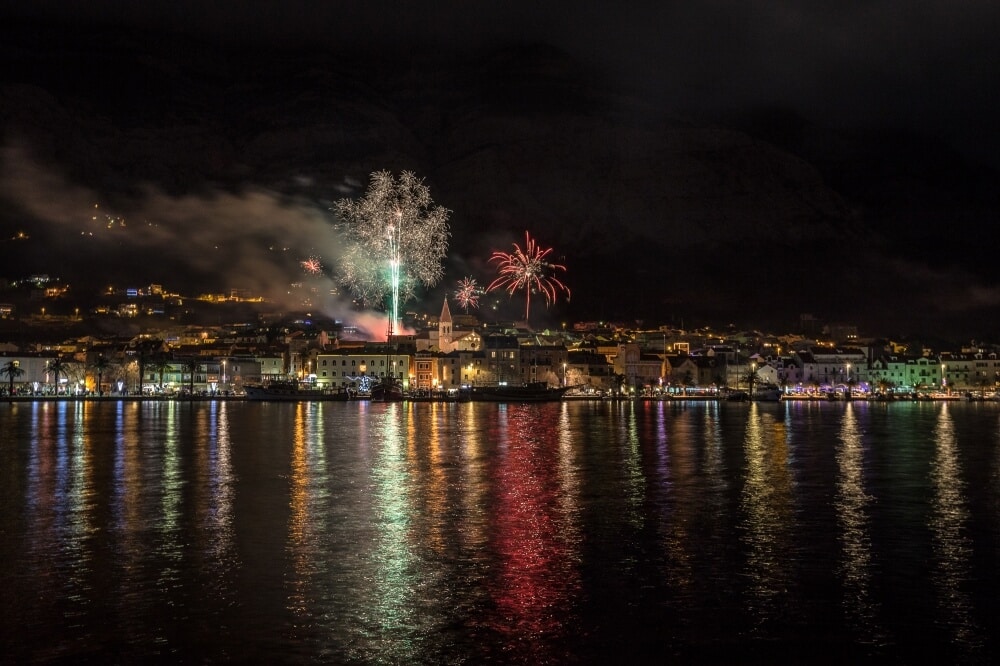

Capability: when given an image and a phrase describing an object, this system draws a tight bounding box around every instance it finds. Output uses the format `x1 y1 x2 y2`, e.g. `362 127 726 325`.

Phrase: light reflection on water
2 399 1000 663
929 404 984 656
835 402 885 648
739 403 795 637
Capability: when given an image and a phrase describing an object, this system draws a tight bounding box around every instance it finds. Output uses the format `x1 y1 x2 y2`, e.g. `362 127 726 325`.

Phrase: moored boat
465 382 569 402
752 385 783 401
368 377 405 402
244 380 352 401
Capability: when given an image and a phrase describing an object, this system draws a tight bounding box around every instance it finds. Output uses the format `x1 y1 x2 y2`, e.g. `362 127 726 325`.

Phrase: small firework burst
454 277 481 311
301 256 323 275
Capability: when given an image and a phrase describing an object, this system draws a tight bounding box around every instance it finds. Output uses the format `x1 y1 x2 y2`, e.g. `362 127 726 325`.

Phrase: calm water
1 399 999 664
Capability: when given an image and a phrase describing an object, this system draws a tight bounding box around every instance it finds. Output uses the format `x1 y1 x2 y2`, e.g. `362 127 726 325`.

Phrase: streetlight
563 362 567 387
222 359 227 390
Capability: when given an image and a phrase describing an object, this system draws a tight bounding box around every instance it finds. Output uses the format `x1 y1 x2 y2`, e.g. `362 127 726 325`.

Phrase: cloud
883 255 1000 314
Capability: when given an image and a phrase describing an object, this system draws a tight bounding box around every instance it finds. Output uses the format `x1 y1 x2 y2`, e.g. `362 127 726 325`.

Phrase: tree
132 338 163 395
92 355 114 396
90 355 113 396
47 357 69 395
149 355 174 392
183 358 200 397
1 360 25 395
333 170 450 332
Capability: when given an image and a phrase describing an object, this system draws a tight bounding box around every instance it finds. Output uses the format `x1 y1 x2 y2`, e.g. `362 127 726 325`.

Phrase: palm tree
47 357 69 395
148 355 174 393
91 355 112 396
132 338 163 396
182 358 200 397
1 360 25 396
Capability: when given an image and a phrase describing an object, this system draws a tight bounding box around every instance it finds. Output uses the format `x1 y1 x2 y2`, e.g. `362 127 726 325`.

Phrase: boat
465 382 570 402
368 377 405 402
752 385 783 402
244 380 352 401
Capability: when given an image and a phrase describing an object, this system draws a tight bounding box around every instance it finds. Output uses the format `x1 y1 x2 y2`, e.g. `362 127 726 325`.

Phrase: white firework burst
333 171 450 333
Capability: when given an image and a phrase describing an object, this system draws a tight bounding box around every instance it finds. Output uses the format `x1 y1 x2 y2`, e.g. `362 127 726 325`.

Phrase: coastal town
2 276 999 401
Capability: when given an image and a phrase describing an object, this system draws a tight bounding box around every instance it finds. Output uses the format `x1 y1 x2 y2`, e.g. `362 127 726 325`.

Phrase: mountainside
2 20 998 338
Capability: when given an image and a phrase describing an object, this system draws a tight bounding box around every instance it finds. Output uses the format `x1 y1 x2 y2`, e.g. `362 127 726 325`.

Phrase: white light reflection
201 401 237 610
657 402 694 598
834 402 885 647
154 402 184 617
739 403 794 635
618 400 645 529
929 404 983 655
204 400 235 560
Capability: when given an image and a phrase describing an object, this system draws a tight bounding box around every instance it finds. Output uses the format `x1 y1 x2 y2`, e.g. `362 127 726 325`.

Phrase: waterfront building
939 351 1000 391
519 344 568 387
314 347 412 391
612 342 664 391
482 335 521 384
793 346 868 391
565 349 615 392
869 354 943 393
664 355 701 392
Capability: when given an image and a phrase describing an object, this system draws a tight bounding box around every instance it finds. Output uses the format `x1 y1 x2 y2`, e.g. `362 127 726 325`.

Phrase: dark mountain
2 19 998 339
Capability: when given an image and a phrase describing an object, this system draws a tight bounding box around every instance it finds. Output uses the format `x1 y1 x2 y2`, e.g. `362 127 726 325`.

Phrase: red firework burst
486 231 570 321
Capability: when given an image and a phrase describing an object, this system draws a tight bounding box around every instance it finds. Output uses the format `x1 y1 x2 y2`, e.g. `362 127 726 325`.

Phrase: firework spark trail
455 277 482 311
487 231 570 322
333 171 450 335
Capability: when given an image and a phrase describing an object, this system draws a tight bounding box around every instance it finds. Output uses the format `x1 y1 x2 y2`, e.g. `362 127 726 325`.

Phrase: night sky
2 2 999 339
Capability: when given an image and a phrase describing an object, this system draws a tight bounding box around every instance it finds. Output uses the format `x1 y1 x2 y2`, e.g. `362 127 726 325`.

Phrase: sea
1 398 998 664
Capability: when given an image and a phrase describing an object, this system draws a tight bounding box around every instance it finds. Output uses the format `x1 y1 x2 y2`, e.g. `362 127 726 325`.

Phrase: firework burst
487 231 570 322
333 171 450 334
454 277 482 311
300 255 323 275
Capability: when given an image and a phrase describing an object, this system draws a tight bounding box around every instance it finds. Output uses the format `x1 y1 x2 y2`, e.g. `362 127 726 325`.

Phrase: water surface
1 399 998 663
